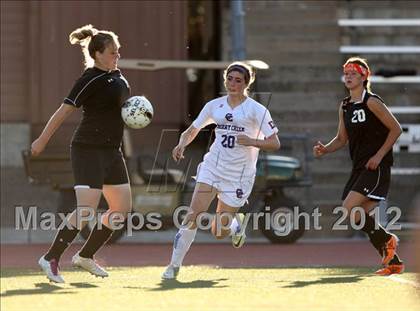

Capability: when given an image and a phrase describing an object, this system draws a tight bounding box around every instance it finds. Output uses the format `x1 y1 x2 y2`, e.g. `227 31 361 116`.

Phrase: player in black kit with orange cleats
313 57 404 276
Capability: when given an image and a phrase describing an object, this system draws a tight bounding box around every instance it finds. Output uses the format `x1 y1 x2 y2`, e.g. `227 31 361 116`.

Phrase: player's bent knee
211 227 226 239
211 220 229 239
76 206 96 218
342 198 356 213
182 213 200 229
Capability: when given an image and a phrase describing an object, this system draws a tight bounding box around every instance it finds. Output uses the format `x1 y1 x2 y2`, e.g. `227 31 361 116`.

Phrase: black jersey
64 67 130 148
341 90 393 169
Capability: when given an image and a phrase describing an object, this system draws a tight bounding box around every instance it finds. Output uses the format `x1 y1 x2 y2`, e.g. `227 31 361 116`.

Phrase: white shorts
195 162 254 208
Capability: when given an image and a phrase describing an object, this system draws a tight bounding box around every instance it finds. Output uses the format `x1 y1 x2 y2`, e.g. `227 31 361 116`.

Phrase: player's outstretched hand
172 144 185 163
31 138 47 156
313 141 328 158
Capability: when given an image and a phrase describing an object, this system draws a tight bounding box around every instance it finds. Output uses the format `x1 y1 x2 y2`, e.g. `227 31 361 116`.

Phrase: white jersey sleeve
192 101 215 129
254 103 278 138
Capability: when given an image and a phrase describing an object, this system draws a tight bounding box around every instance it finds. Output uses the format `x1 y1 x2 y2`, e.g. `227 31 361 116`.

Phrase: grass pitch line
388 275 420 288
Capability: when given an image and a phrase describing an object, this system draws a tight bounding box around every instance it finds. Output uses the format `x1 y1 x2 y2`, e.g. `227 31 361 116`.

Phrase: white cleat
72 252 109 278
38 256 65 283
232 213 246 249
161 265 180 280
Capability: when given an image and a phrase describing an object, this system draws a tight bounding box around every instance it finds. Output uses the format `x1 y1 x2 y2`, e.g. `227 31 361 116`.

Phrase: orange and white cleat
375 263 405 276
381 234 399 266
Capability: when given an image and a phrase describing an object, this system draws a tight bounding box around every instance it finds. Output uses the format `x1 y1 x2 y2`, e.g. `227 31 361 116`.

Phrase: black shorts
71 144 129 189
342 165 391 201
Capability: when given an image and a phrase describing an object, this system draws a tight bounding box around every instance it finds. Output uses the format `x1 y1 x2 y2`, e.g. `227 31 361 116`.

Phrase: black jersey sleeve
63 71 107 108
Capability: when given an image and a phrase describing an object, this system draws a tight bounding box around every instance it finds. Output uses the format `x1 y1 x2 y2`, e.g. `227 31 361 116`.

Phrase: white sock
229 216 240 235
169 228 197 267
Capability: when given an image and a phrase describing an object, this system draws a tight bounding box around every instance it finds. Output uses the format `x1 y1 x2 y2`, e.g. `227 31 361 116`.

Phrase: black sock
78 223 114 259
389 254 403 265
44 224 80 261
359 213 391 255
368 235 384 256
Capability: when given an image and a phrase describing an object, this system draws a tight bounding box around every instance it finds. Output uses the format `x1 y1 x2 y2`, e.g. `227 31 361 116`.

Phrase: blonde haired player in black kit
313 56 404 276
32 25 131 283
162 62 280 280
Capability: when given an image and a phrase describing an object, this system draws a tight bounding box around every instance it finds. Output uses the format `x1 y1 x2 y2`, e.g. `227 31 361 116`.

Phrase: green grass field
1 266 419 311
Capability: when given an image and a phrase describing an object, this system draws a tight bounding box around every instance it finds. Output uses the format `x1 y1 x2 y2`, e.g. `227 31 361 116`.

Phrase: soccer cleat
232 213 246 249
382 234 399 266
161 265 180 280
38 256 65 283
375 263 405 276
72 252 108 278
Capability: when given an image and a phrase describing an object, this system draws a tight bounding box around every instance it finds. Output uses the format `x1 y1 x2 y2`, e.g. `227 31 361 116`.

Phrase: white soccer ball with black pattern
121 96 154 129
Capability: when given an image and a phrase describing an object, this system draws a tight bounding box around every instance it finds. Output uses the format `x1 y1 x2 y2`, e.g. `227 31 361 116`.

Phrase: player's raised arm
173 98 214 162
172 124 200 162
313 103 348 158
31 103 76 156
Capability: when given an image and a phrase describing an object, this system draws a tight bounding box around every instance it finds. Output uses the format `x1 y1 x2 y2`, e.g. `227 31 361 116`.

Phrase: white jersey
192 95 278 182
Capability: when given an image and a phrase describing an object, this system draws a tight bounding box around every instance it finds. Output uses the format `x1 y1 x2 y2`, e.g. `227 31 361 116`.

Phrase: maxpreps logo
225 113 233 122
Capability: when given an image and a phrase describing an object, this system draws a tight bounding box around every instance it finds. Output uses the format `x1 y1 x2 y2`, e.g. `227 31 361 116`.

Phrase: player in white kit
162 62 280 280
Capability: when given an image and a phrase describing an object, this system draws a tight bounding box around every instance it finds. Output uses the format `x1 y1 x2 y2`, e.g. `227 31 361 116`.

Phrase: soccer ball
121 96 154 129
